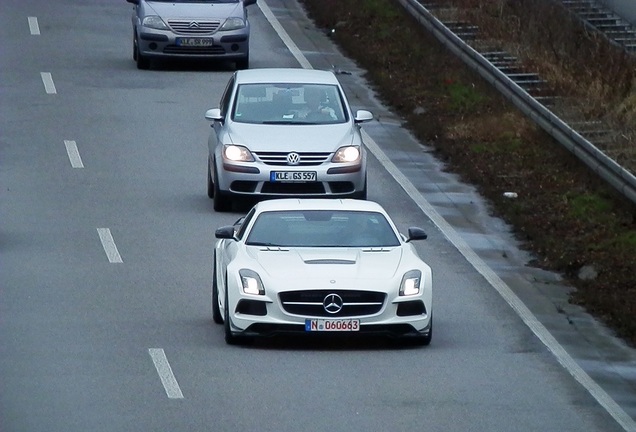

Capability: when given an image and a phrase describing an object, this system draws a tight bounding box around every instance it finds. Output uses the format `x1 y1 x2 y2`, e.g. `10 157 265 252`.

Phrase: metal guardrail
395 0 636 205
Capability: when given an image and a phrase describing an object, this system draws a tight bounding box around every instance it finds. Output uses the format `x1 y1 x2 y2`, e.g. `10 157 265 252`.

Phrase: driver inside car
297 86 337 121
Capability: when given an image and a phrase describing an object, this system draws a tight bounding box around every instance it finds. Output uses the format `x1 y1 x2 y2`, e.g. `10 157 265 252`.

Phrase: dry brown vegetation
299 0 636 345
450 0 636 167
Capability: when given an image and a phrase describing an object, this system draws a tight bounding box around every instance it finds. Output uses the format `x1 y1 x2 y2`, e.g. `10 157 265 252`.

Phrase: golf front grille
255 151 331 166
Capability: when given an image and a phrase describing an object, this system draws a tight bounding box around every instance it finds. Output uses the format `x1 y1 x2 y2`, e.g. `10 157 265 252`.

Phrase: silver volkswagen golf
204 68 374 211
126 0 256 70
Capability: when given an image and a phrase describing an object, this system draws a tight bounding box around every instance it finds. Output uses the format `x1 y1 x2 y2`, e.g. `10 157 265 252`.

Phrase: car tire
132 33 137 61
212 256 223 325
135 36 150 70
207 160 215 199
353 176 368 200
224 280 240 345
235 54 249 70
411 316 432 346
354 187 367 200
213 164 232 212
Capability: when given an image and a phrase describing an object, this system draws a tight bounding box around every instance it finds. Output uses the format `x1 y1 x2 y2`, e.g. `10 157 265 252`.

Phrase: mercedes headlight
399 270 421 296
239 269 264 295
142 16 169 30
332 146 360 163
220 17 246 31
223 145 254 162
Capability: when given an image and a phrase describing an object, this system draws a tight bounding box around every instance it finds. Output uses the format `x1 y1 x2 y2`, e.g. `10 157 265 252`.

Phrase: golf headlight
220 17 246 31
399 270 421 296
142 16 169 30
223 145 254 162
332 146 360 163
239 269 264 295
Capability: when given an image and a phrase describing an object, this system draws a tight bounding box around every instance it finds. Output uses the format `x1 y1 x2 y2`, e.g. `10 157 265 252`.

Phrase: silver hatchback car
204 68 374 212
125 0 256 70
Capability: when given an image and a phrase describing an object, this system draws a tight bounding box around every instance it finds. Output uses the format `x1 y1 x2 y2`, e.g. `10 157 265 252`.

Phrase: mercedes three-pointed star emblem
323 293 343 314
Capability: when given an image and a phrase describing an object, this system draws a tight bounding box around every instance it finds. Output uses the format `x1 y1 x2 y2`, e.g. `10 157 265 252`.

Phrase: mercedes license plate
176 38 214 47
270 171 317 182
305 319 360 332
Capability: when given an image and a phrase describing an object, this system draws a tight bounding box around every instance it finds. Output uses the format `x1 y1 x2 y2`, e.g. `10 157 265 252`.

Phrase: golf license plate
305 319 360 332
270 171 317 182
176 38 214 47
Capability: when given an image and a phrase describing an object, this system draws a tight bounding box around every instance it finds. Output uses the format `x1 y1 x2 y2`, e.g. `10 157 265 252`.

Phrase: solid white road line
40 72 56 94
257 1 312 69
258 1 636 430
148 348 184 399
361 129 636 432
96 228 123 263
64 140 84 168
28 17 40 35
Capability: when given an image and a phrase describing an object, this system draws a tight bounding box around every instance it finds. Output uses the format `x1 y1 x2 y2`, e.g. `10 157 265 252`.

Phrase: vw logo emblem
323 293 343 314
188 21 200 28
286 152 300 165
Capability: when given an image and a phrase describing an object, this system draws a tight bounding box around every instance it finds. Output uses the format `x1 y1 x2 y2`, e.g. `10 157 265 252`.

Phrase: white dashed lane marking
148 349 184 399
64 140 84 168
96 228 123 263
40 72 56 94
28 17 40 35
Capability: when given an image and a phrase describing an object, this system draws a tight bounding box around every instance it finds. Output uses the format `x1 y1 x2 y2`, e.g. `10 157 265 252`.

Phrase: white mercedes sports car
212 198 433 346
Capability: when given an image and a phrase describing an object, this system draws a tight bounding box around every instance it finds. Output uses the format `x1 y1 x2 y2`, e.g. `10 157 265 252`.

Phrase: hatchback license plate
305 319 360 332
271 171 317 182
176 38 214 47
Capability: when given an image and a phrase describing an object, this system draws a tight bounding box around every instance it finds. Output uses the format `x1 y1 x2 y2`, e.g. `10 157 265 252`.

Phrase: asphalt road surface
1 0 635 431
